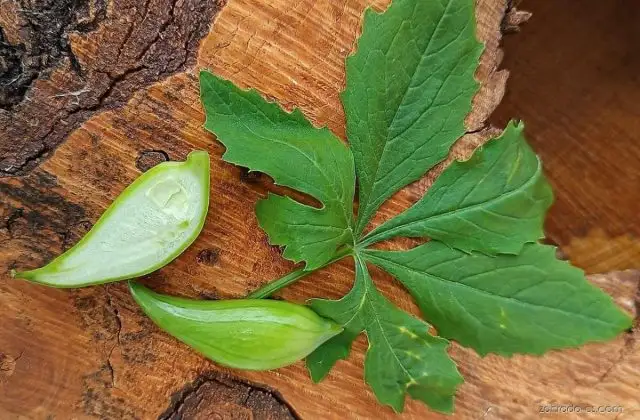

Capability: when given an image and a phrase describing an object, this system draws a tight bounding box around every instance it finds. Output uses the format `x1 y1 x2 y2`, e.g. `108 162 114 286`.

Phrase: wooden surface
0 0 638 419
491 0 640 275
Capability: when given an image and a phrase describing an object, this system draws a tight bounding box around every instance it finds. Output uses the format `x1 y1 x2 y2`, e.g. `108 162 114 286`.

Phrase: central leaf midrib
354 256 417 390
232 94 342 201
355 0 453 230
365 254 620 328
364 158 544 244
383 0 452 140
366 294 417 391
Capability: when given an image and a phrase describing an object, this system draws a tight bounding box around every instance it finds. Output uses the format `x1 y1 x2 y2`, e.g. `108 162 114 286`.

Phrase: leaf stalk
247 246 353 298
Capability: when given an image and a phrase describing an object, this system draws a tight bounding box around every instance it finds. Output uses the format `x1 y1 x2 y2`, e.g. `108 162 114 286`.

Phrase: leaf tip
198 68 214 82
621 312 634 330
306 362 329 384
389 403 405 414
508 119 525 132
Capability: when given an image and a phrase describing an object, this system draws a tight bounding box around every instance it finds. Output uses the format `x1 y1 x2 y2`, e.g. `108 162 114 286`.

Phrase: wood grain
1 0 638 419
491 0 640 274
0 0 223 175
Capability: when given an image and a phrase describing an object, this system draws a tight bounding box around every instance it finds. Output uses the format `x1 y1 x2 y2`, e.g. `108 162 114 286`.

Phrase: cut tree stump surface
0 0 638 419
491 0 640 276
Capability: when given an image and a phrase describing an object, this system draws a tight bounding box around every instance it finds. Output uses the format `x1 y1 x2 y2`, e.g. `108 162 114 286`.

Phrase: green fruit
129 281 343 370
11 151 210 287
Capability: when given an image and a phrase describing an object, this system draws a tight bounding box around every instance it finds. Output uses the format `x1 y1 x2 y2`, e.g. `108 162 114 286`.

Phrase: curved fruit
129 281 343 370
12 151 210 287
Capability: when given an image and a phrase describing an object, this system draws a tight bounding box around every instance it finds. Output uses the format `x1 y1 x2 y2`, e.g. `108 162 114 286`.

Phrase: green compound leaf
197 0 629 413
307 255 463 413
364 243 632 356
344 0 483 236
200 71 355 270
362 121 554 254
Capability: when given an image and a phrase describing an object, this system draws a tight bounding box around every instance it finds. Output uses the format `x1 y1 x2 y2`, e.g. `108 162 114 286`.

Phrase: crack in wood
159 371 300 420
0 0 226 175
135 150 170 172
104 285 123 390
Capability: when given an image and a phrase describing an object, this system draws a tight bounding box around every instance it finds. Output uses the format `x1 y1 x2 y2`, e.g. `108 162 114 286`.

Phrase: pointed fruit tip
187 150 210 162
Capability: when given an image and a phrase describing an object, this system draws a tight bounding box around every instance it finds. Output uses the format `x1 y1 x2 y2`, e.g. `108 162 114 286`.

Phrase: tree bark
1 0 638 419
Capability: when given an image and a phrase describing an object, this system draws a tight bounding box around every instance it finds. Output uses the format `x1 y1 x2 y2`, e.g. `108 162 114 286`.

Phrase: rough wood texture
0 0 223 175
1 0 638 419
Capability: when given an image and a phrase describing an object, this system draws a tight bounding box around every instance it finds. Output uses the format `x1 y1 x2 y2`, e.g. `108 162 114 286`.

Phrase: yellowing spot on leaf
398 326 419 339
403 350 422 360
405 378 418 388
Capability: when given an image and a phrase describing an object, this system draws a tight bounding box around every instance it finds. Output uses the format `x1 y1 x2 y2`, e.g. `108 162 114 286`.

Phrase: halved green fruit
12 151 210 287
